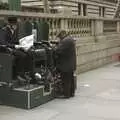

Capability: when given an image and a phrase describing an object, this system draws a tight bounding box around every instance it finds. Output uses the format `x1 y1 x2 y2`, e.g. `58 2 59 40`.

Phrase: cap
56 30 67 38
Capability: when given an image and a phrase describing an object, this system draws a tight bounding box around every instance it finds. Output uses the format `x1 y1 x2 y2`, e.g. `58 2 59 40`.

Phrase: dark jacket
55 36 76 72
0 27 7 45
0 26 18 47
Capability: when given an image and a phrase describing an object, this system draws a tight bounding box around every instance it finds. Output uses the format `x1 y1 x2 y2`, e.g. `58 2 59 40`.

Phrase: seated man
0 16 33 80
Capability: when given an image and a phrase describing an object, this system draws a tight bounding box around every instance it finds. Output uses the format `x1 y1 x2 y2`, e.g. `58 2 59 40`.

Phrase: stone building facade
21 0 118 18
0 0 118 18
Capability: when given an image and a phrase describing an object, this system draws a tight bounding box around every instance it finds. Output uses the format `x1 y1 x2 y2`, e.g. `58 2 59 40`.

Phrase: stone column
91 20 95 36
60 18 68 31
94 19 103 36
81 4 84 16
117 21 120 33
43 0 50 13
60 19 65 30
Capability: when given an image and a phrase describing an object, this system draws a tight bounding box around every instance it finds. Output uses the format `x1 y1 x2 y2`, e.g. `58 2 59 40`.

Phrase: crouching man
55 30 76 98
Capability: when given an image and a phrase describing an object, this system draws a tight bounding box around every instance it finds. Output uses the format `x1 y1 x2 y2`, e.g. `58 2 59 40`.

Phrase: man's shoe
71 94 75 97
55 95 65 98
56 95 71 99
24 74 32 81
17 75 26 82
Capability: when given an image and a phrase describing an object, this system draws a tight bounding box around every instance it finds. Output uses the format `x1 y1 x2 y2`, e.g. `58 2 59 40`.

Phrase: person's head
56 30 67 40
7 16 18 30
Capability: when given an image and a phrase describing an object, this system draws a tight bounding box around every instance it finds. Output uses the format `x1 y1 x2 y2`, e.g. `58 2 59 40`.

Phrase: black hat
56 30 66 37
8 16 17 24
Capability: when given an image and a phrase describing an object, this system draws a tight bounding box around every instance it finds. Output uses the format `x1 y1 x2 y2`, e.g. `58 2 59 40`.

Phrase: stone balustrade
0 10 120 74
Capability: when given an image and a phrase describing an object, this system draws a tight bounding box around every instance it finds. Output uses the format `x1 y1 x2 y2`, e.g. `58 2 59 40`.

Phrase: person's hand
15 45 21 49
21 47 29 52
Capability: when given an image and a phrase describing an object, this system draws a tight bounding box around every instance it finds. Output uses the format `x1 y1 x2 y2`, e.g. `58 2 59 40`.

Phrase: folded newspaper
19 34 34 51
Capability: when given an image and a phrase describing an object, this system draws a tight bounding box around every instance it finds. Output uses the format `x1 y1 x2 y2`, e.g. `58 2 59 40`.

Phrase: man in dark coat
0 17 18 46
0 16 33 79
55 30 76 98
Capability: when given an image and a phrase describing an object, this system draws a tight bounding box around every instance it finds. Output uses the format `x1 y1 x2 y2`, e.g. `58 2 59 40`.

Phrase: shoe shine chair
0 45 54 109
0 46 15 85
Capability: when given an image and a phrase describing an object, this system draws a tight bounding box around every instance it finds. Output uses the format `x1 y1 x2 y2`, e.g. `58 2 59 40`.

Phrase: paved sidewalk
1 62 120 120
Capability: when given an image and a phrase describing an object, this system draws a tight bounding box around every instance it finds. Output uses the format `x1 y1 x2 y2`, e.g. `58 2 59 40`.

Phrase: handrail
0 10 119 40
0 10 119 21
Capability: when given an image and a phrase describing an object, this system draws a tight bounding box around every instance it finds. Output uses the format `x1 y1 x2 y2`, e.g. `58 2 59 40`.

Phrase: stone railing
0 10 120 74
0 10 119 38
0 10 92 39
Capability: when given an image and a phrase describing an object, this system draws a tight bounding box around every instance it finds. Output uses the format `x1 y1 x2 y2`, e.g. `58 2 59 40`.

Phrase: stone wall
50 0 117 18
76 33 120 73
21 0 117 18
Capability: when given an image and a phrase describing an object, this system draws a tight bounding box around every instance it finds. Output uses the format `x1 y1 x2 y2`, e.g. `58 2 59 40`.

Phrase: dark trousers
61 71 75 97
13 49 33 77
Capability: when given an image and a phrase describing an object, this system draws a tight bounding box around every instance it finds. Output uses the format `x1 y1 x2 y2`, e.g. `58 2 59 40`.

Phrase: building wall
0 0 117 18
20 0 118 18
50 0 117 18
76 34 120 73
0 0 8 3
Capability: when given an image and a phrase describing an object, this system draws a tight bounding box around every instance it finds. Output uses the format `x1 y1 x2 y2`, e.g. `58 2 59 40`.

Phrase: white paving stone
1 62 120 120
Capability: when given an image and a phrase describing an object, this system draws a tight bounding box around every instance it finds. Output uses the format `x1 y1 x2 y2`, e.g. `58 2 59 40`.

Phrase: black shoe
64 96 71 99
24 74 32 81
56 95 70 99
55 95 65 98
57 95 71 99
71 94 75 97
17 75 26 82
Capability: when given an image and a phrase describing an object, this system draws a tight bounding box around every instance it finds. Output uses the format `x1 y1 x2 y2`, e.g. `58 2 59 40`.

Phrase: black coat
55 36 76 72
0 27 7 45
0 26 18 47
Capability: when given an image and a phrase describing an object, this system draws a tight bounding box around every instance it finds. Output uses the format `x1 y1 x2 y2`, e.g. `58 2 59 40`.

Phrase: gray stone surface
1 62 120 120
76 34 120 73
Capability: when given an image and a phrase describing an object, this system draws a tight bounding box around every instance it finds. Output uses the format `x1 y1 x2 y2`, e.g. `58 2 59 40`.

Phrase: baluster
51 18 54 40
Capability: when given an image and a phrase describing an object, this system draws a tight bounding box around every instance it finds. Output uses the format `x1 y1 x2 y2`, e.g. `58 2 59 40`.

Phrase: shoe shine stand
0 84 54 109
0 52 54 109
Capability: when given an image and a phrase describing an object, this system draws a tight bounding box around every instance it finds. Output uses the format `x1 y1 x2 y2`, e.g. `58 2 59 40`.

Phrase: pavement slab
1 62 120 120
